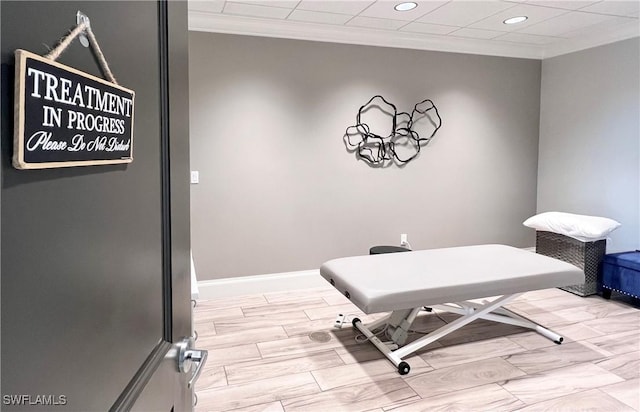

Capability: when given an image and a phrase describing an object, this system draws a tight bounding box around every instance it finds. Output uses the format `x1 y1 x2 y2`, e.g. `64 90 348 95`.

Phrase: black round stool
369 245 411 255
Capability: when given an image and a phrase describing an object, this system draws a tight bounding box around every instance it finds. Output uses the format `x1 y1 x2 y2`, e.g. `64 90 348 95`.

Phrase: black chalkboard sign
13 50 135 169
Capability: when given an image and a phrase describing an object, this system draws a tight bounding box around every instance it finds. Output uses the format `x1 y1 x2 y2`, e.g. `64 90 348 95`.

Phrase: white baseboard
196 246 538 299
196 269 326 299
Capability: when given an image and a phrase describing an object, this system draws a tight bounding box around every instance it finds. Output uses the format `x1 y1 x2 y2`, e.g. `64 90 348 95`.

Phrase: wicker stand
535 231 606 296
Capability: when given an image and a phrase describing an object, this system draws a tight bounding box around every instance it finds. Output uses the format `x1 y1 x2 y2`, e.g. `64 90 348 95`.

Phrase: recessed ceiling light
503 16 528 25
394 2 418 12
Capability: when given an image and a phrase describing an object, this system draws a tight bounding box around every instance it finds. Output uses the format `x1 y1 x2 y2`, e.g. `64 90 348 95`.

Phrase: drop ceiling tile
519 10 615 36
297 0 375 16
188 0 225 13
525 1 599 11
346 16 407 30
468 4 569 31
359 1 447 22
226 0 299 8
418 1 516 27
400 21 459 34
561 15 638 37
288 9 353 25
579 1 640 17
494 31 560 44
189 0 637 58
449 27 505 39
223 2 292 19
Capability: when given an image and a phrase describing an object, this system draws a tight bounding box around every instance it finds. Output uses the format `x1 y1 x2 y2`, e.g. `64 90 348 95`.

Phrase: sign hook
76 11 90 48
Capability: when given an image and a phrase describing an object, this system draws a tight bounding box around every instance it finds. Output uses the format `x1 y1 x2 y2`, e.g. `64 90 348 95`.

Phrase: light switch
190 171 199 184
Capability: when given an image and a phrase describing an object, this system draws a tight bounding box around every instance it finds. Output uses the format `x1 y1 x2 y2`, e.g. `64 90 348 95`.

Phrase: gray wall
538 38 639 253
189 32 542 280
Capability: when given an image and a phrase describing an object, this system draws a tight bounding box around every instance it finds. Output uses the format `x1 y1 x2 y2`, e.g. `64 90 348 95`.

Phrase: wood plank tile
281 378 419 412
514 388 634 412
500 363 624 404
421 337 526 369
311 356 433 391
584 330 640 356
582 311 640 335
334 340 443 365
502 341 604 374
242 299 328 317
257 329 360 358
551 322 603 342
224 401 284 412
508 294 592 315
516 288 576 302
579 340 615 358
197 326 288 349
507 332 556 351
283 313 388 338
549 302 639 324
288 311 444 349
283 319 348 338
436 319 528 346
581 294 638 308
599 379 640 410
225 351 344 385
196 365 227 391
194 320 217 338
196 373 320 412
215 311 310 335
595 351 640 380
384 383 524 411
194 306 245 322
193 284 640 412
197 294 267 310
304 303 364 321
319 341 373 362
580 340 614 358
264 287 335 304
323 293 352 306
405 358 526 398
514 308 578 327
205 343 262 368
576 300 639 319
403 312 448 335
505 301 588 327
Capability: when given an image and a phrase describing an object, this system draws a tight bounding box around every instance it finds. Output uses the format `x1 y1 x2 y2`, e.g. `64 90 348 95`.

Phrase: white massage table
320 244 583 375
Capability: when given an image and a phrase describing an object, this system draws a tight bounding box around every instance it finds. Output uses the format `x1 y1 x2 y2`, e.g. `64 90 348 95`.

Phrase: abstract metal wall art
344 95 442 167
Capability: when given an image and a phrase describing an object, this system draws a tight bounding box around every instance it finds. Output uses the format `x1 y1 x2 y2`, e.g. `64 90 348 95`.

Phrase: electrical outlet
190 171 199 184
334 313 345 329
401 234 408 246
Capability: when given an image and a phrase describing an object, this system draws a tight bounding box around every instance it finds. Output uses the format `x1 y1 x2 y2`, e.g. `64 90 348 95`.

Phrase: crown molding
188 11 544 60
542 21 640 59
188 11 639 61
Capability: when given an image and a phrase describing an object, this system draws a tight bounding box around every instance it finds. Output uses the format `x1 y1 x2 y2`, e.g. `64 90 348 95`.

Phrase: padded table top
320 244 584 314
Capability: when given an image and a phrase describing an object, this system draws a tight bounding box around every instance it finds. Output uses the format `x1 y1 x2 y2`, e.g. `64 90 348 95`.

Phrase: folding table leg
349 293 566 375
351 317 411 375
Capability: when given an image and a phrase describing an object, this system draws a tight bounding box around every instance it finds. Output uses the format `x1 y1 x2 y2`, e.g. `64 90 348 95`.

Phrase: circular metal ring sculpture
344 95 442 166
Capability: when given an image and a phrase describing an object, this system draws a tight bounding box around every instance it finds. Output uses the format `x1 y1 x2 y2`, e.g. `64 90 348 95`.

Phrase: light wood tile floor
194 285 640 412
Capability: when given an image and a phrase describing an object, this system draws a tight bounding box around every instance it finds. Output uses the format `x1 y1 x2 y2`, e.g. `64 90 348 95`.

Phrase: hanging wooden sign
13 50 135 169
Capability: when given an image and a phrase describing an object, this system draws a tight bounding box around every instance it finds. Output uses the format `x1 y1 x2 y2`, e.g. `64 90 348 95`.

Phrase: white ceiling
188 0 640 59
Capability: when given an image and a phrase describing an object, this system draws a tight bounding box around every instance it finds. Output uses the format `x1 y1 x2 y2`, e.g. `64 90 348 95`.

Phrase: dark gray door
1 1 194 410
